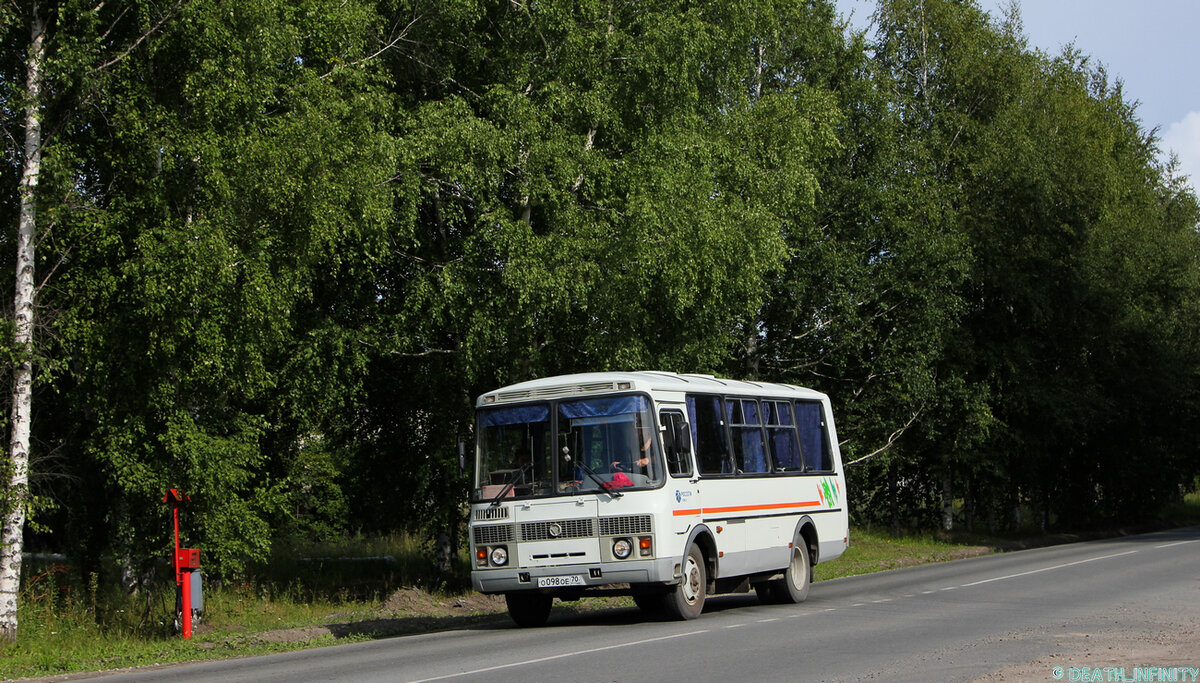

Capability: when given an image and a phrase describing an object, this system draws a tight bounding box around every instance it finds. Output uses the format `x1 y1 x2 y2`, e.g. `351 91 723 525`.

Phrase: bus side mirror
458 441 466 473
674 421 692 455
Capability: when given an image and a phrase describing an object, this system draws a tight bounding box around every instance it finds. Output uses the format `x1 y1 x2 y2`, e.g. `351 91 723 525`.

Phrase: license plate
537 575 585 588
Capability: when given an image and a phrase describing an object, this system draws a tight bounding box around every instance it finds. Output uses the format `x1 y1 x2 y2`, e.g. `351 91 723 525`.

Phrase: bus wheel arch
686 525 718 591
759 517 817 605
793 516 819 568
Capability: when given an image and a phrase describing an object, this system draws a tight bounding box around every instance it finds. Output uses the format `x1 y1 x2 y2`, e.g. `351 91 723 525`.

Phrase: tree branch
321 15 421 79
96 0 188 72
844 405 924 467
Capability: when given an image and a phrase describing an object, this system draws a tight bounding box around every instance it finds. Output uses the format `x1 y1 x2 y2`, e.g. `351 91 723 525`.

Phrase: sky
835 0 1200 194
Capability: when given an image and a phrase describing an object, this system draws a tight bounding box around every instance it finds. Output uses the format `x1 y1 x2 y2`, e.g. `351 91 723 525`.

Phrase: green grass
0 564 354 680
1159 488 1200 527
814 527 993 581
0 532 471 680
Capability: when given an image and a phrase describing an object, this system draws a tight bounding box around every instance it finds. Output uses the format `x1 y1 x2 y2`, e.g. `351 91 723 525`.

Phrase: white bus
469 371 848 626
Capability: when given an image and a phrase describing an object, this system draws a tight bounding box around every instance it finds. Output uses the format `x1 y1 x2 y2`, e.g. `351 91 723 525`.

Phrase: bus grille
520 519 595 541
473 524 514 545
599 514 652 536
474 507 509 521
497 382 618 402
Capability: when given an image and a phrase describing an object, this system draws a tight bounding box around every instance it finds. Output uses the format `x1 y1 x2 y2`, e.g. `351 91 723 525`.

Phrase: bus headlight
612 538 633 559
490 546 508 566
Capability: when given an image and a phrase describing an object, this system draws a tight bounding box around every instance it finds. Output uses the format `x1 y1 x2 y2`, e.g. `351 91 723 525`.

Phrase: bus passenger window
796 401 831 471
728 399 767 473
687 395 731 475
766 401 802 471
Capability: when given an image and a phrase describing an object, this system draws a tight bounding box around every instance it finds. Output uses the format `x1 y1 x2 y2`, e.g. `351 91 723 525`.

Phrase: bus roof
476 371 828 407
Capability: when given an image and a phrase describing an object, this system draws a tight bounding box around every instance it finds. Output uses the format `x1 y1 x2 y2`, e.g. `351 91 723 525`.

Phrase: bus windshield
475 395 662 501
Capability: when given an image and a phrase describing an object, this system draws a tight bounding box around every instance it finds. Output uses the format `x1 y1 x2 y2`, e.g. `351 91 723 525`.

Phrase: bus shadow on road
540 593 768 629
295 591 809 642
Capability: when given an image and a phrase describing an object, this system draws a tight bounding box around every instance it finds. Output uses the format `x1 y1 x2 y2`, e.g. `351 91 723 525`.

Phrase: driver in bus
612 429 653 472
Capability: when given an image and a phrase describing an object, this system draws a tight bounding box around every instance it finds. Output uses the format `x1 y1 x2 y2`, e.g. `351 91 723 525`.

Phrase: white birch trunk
0 5 46 644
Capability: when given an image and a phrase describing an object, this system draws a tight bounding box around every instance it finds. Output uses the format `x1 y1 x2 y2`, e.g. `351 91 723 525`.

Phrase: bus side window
687 395 731 475
795 401 831 471
728 398 768 474
766 401 802 472
660 410 692 477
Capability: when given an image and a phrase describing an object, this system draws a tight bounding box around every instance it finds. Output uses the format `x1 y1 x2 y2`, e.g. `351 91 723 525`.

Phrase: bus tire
663 544 706 620
770 542 811 604
505 592 553 627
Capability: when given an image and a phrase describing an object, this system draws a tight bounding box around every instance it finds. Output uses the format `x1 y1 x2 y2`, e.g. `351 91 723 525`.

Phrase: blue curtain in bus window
796 402 827 471
480 404 550 427
559 396 648 419
688 395 731 474
731 399 767 473
768 401 802 471
743 400 759 424
724 399 742 423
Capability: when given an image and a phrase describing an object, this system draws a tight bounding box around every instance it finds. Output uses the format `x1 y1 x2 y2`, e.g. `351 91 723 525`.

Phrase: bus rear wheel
505 592 553 627
770 543 811 604
662 544 706 620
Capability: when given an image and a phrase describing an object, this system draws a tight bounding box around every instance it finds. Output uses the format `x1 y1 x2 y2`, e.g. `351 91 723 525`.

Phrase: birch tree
0 1 45 645
0 0 186 640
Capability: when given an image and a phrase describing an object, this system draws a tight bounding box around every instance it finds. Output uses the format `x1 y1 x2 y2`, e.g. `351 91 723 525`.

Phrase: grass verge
814 527 993 581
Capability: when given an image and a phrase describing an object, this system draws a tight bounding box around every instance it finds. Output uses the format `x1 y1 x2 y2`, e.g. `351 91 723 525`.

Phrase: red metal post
181 568 193 639
172 504 181 584
164 488 196 640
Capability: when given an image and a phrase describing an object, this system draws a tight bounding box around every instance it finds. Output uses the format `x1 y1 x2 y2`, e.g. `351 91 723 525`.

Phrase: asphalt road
85 526 1200 682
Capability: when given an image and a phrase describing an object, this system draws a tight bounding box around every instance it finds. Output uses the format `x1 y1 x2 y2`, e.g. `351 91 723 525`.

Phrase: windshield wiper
489 463 532 506
564 453 622 498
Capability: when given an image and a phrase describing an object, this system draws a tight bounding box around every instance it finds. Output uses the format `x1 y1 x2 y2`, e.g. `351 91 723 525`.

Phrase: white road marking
1156 540 1198 549
409 630 708 682
960 550 1138 588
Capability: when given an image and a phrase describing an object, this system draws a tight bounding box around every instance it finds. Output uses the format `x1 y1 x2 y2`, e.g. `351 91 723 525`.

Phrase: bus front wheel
505 592 553 627
663 544 706 620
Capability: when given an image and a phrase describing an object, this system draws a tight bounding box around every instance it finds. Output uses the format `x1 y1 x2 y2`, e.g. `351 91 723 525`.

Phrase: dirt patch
972 601 1200 681
254 588 509 644
381 587 507 617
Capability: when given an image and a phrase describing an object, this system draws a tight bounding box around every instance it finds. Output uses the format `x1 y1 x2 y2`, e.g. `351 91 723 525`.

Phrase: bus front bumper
472 556 678 594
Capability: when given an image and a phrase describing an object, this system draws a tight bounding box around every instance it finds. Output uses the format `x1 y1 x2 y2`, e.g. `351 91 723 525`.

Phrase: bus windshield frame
474 394 664 502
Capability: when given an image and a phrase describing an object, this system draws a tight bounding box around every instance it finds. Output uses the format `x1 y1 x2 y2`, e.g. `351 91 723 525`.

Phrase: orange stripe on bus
672 501 821 517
